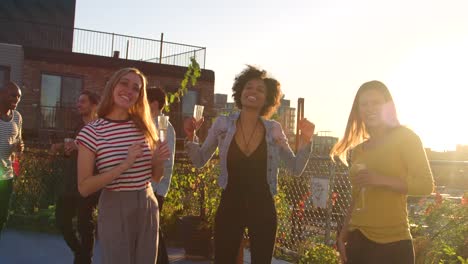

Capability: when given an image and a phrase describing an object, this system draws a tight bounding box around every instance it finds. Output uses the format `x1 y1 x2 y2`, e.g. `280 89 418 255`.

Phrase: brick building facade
9 46 215 144
1 0 214 145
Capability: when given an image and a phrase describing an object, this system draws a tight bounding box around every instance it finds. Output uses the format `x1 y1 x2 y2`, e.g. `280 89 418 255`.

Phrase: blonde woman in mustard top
330 81 434 264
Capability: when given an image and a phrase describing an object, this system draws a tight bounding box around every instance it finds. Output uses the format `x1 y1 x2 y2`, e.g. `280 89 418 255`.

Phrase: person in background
147 87 176 264
52 90 101 264
76 68 170 264
184 65 315 263
330 80 434 264
0 81 23 238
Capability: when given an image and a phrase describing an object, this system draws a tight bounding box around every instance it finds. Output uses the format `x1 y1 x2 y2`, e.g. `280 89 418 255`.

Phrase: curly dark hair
232 65 282 118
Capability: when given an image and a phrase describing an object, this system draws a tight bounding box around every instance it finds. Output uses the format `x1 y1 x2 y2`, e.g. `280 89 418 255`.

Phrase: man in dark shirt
52 90 100 264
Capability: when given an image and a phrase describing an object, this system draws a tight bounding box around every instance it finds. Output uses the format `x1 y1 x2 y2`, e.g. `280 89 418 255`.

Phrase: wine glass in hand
157 115 169 142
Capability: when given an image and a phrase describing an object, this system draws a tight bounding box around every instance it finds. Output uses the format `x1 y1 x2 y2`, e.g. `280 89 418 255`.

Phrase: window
40 74 83 129
0 66 11 89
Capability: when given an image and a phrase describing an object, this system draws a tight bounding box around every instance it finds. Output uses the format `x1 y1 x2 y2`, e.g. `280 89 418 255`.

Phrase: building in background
312 131 339 156
0 0 76 51
456 144 468 154
0 0 214 144
277 99 296 144
213 93 237 116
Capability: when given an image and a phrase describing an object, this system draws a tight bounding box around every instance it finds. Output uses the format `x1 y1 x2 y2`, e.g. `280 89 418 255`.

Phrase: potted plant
164 157 221 259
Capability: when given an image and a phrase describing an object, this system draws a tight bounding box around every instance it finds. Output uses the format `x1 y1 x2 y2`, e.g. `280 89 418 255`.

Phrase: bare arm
151 141 171 183
152 160 164 183
274 121 313 175
77 142 141 197
184 116 225 168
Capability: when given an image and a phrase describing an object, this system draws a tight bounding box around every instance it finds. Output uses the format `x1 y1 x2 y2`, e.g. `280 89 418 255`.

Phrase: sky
75 0 468 151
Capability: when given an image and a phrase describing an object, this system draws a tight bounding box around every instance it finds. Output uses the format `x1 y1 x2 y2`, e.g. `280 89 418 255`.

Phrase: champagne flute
193 104 204 122
354 163 367 211
63 137 74 157
192 105 204 143
157 115 169 142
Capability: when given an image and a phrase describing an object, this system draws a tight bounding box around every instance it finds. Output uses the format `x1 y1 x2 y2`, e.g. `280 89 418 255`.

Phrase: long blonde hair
330 80 400 165
97 67 158 150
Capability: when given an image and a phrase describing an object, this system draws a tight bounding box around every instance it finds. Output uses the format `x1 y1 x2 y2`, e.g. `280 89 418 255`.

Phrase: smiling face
358 89 387 129
0 83 22 111
112 72 143 111
240 78 266 112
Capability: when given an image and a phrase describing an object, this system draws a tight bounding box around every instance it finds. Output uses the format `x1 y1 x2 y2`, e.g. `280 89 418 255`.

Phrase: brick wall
19 51 214 141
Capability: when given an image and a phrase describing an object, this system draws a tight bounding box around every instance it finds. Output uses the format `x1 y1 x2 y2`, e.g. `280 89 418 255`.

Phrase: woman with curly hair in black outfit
184 65 316 263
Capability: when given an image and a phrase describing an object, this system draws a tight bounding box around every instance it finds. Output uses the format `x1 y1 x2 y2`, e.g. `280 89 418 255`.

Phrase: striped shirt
76 118 153 191
0 110 22 180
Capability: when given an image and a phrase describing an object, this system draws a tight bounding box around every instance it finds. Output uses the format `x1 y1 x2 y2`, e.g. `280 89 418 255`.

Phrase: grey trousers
98 187 159 264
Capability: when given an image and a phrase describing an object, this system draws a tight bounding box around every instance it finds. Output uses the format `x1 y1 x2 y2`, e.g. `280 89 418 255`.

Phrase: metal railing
19 105 78 139
0 19 206 68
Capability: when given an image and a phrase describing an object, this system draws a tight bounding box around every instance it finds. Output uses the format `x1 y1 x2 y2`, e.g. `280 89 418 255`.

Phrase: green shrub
410 194 468 264
162 157 221 244
298 243 340 264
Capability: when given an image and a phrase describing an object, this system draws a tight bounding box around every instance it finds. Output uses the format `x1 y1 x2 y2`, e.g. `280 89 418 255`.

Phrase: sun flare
387 38 468 151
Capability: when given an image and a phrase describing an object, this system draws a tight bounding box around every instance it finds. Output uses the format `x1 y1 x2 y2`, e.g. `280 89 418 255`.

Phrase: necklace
239 117 259 155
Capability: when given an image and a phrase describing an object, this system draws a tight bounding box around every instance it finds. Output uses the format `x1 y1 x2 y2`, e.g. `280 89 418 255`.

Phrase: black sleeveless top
226 133 269 201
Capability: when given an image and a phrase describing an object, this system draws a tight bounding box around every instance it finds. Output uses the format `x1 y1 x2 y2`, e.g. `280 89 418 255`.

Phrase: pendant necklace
239 117 259 155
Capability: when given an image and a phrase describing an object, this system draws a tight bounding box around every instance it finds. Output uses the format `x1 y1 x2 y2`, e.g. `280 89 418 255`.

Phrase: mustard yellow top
348 126 434 243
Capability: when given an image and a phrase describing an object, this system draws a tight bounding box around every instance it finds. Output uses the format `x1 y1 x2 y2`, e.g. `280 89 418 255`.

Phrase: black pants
55 192 99 264
0 178 13 237
155 194 169 264
214 189 277 264
346 229 415 264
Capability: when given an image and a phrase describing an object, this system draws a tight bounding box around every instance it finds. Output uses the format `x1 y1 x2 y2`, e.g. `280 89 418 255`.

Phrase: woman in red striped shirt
76 67 170 264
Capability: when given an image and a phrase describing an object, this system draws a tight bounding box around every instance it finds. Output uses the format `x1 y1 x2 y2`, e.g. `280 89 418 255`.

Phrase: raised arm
274 120 314 175
184 116 227 168
151 140 171 183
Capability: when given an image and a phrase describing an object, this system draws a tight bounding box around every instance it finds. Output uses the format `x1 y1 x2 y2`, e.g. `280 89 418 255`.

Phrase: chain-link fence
9 142 352 258
275 155 350 258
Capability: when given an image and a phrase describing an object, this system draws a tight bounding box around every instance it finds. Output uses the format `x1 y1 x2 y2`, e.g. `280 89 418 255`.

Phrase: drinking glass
158 115 169 142
193 104 204 122
354 163 367 211
63 137 74 157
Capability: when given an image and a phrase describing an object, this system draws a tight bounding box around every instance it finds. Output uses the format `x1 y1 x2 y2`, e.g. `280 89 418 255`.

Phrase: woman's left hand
298 118 315 142
153 141 171 163
353 168 384 188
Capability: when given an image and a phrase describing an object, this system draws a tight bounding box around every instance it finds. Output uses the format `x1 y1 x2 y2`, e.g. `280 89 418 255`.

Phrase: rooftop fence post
159 33 164 64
